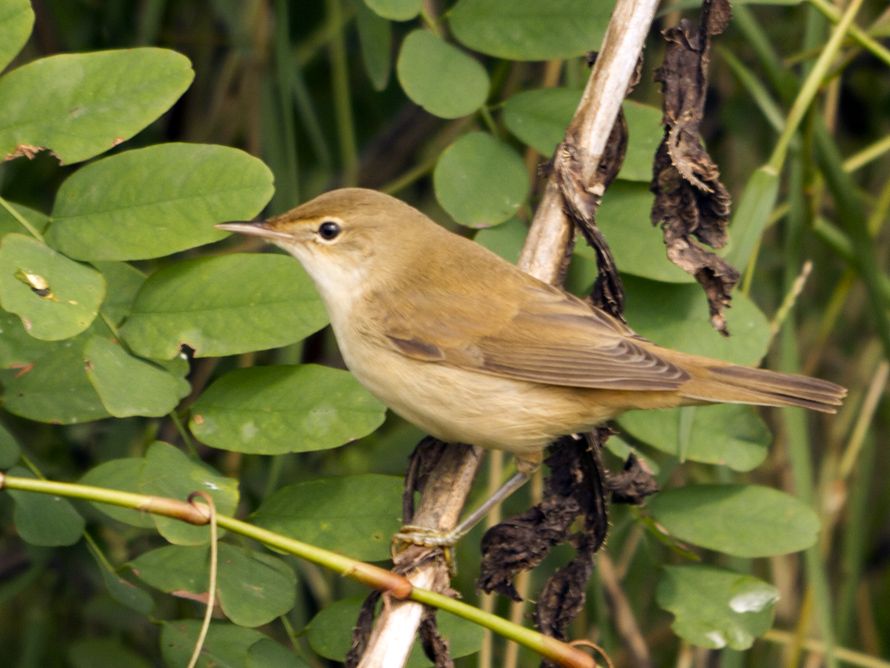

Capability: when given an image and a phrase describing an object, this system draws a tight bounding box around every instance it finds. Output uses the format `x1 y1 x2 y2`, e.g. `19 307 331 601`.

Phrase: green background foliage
0 0 887 666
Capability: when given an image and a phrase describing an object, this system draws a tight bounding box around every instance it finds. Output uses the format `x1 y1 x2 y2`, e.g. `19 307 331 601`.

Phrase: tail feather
683 364 847 413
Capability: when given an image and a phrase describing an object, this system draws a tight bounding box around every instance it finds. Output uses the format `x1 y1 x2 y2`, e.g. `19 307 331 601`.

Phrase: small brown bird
218 188 845 533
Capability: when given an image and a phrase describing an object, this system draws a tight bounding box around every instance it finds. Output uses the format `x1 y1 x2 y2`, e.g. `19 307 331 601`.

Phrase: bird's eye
317 220 342 241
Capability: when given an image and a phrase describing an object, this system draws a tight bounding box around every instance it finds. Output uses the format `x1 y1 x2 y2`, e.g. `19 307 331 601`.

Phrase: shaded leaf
84 336 190 418
0 49 193 164
69 638 152 668
48 143 274 260
450 0 614 60
0 421 21 468
7 466 85 546
120 253 326 360
0 0 34 72
356 0 392 90
396 30 489 119
161 621 288 668
139 441 239 546
364 0 422 21
657 565 778 649
247 638 309 668
648 484 820 557
619 404 770 471
96 565 155 615
433 132 528 228
0 233 105 340
190 365 386 455
80 458 154 528
253 474 403 561
474 217 527 263
94 261 146 326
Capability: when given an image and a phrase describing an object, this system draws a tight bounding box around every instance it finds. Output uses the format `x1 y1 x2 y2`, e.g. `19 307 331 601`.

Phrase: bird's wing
374 280 690 391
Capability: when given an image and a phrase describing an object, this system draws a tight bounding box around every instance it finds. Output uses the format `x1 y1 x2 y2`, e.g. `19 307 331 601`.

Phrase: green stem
0 196 44 242
326 0 358 185
807 0 890 67
0 473 597 668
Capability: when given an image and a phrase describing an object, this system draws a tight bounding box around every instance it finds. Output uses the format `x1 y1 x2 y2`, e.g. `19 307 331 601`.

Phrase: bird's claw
392 525 460 574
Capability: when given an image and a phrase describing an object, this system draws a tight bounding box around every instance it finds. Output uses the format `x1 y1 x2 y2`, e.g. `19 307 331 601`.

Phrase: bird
218 188 846 541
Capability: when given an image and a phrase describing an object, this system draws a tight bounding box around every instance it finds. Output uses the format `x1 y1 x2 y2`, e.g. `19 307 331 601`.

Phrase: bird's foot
393 524 461 548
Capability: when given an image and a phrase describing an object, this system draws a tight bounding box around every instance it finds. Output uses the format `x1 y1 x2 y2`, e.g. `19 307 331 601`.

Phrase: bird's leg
394 453 540 549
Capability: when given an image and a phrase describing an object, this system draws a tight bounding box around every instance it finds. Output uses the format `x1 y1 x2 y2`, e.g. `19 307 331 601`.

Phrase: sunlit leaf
0 0 34 72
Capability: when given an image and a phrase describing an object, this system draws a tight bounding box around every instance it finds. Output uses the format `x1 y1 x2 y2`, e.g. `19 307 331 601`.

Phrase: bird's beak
215 221 293 242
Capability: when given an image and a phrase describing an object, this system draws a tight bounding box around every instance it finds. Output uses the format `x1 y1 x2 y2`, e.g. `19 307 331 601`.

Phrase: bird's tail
681 362 847 413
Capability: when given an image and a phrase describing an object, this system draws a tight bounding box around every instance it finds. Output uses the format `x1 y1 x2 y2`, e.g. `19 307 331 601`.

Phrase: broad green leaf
80 457 154 528
308 597 484 666
474 217 527 263
0 48 193 164
396 30 489 119
619 404 770 471
69 638 152 668
364 0 422 20
0 233 106 340
0 307 46 367
190 365 386 455
356 0 392 90
84 336 189 418
248 639 309 668
725 166 780 269
0 0 34 72
94 261 146 326
47 143 274 260
621 275 771 365
253 474 403 560
657 565 778 649
449 0 614 60
130 544 296 627
7 466 85 546
120 253 326 359
648 484 820 557
595 181 695 283
161 621 287 668
1 328 110 424
502 88 661 180
139 441 239 546
0 201 48 236
96 564 154 615
433 132 528 227
0 421 21 468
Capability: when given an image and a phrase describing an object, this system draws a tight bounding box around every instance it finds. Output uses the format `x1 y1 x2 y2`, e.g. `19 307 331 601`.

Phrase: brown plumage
218 188 846 468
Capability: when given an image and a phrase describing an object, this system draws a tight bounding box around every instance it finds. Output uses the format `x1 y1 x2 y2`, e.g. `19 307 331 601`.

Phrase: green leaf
364 0 422 20
120 253 326 360
253 474 403 561
161 621 289 668
619 404 770 471
69 638 152 668
474 218 527 263
0 421 21 468
0 233 106 340
594 181 695 283
657 565 778 649
7 466 85 546
449 0 614 60
308 597 484 666
94 261 146 327
0 0 34 72
1 327 110 424
0 201 49 236
433 132 528 228
356 1 392 90
725 166 780 269
130 544 296 627
190 365 386 455
619 101 664 181
248 638 309 668
396 30 489 119
621 275 771 365
139 441 239 546
84 336 189 418
648 484 820 557
96 565 155 615
0 48 193 164
80 458 154 528
47 143 274 260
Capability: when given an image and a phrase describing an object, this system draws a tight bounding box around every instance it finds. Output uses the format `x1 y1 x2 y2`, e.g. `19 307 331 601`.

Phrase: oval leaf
80 458 154 528
364 0 422 20
657 565 778 650
139 441 239 546
356 2 392 91
7 466 85 546
0 421 21 468
0 0 34 72
120 253 326 359
161 621 284 668
0 233 106 340
396 30 489 119
190 365 386 455
0 48 193 164
449 0 614 60
648 484 820 557
47 143 274 260
433 132 528 227
253 474 403 560
84 336 190 417
619 404 770 471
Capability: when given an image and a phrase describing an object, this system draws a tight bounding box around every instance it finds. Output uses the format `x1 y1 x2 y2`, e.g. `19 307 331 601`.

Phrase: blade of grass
273 0 300 208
